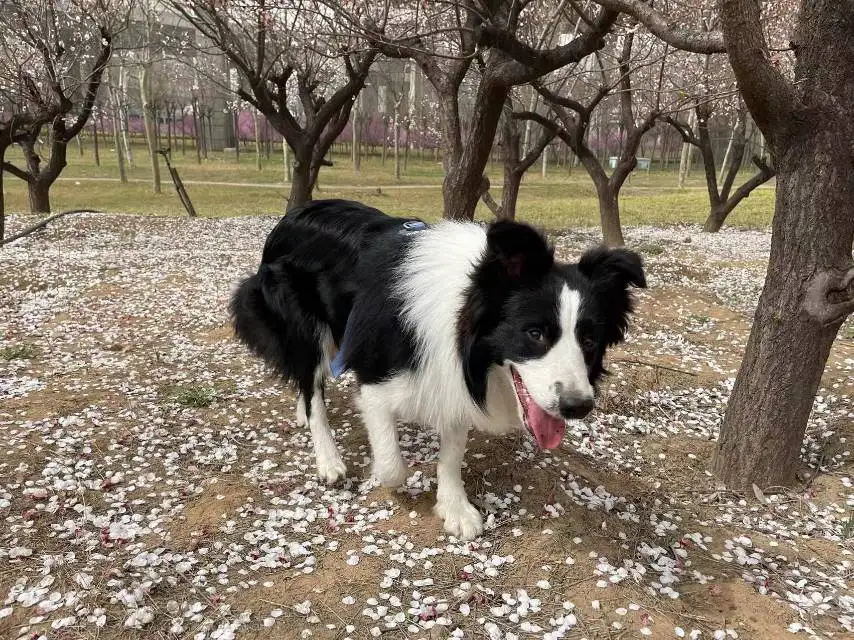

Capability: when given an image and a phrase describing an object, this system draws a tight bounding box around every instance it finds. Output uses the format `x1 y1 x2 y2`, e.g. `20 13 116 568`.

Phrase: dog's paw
295 409 307 428
372 457 410 488
435 497 483 540
316 452 347 484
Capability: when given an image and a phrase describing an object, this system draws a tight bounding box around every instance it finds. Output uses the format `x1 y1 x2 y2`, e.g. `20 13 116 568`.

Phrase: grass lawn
2 141 776 231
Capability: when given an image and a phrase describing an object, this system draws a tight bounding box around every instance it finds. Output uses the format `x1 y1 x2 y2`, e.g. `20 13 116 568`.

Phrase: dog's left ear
578 246 646 345
484 220 554 282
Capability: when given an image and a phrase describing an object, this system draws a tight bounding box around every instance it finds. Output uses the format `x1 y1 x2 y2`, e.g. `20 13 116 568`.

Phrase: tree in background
171 0 377 210
666 103 773 232
655 6 777 232
352 0 618 220
0 0 126 217
479 95 555 221
518 26 667 246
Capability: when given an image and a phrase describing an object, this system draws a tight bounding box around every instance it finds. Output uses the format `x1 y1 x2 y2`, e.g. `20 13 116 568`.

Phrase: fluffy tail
229 265 321 384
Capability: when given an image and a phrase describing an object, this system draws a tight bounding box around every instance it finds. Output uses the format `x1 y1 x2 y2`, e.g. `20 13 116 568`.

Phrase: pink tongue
525 398 566 449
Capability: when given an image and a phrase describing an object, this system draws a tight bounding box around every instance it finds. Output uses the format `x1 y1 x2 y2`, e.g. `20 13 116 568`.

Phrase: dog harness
329 219 428 377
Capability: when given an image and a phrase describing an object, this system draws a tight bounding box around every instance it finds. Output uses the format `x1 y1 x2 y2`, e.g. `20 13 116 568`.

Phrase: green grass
171 385 218 408
2 141 776 231
0 343 40 360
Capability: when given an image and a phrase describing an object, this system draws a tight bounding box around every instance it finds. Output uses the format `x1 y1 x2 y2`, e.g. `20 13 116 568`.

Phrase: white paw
315 451 347 484
295 408 307 428
435 496 483 540
372 457 410 488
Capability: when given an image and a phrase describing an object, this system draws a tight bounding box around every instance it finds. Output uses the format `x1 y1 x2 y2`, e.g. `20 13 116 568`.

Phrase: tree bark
0 144 6 240
712 0 854 491
254 110 263 171
287 146 315 210
352 96 361 172
139 64 161 194
28 181 51 214
92 118 100 167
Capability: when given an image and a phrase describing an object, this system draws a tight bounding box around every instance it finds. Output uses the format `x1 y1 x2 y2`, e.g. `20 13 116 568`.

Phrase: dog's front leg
358 385 410 487
434 425 483 540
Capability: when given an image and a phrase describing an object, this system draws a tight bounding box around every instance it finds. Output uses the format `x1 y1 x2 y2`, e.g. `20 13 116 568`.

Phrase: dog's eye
527 328 545 342
581 336 597 352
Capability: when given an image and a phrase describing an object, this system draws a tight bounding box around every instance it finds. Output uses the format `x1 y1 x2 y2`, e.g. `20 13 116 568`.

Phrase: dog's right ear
484 221 554 282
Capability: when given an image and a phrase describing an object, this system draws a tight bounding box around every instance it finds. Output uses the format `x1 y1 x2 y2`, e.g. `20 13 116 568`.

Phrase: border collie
230 200 645 539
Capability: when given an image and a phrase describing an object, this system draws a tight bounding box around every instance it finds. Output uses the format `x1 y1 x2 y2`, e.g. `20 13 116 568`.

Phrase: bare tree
170 0 377 210
480 96 555 221
590 0 854 492
665 104 774 232
356 0 618 220
519 30 661 246
0 0 122 215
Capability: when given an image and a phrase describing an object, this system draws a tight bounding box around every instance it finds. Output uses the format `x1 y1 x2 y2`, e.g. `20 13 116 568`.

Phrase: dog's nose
558 395 594 420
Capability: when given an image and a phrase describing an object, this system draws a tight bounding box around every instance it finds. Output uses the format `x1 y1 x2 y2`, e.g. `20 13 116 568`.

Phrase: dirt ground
0 213 852 640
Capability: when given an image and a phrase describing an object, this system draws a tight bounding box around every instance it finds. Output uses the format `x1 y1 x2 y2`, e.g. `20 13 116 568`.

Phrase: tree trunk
192 100 202 165
139 65 161 194
381 117 389 166
713 0 854 491
352 98 361 172
92 118 100 167
596 186 625 248
254 110 263 171
703 205 728 232
678 111 696 188
28 181 51 214
110 100 127 183
500 171 522 221
0 145 6 241
283 140 291 182
288 147 314 211
393 107 401 181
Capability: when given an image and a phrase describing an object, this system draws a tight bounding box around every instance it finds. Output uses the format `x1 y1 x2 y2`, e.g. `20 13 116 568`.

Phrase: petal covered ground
0 213 852 640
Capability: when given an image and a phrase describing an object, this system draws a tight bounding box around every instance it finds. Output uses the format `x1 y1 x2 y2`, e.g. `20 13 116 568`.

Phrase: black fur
231 200 645 425
229 200 422 416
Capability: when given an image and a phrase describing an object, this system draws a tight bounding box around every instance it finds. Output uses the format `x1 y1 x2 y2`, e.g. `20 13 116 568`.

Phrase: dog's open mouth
510 367 566 449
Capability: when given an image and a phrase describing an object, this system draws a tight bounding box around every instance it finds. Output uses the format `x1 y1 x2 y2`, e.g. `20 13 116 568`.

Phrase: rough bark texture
288 147 314 211
712 0 854 490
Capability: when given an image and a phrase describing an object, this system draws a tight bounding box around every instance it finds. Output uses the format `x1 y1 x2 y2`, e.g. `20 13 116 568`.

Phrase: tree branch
663 115 700 147
719 0 798 148
2 161 31 182
590 0 725 53
480 9 619 85
802 267 854 326
517 124 556 175
0 209 100 247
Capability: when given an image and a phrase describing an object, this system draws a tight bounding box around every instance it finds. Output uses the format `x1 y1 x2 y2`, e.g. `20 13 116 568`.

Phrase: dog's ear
578 246 646 345
484 220 554 282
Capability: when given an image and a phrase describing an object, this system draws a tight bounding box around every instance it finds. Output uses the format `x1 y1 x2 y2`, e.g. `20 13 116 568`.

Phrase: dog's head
458 221 646 448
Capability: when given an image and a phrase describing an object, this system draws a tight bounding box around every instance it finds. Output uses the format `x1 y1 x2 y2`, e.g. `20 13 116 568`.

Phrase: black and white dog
230 200 645 539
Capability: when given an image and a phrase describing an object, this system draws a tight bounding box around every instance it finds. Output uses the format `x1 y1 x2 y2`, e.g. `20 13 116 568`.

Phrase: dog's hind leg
300 368 346 484
434 425 483 540
295 393 307 427
358 384 409 488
